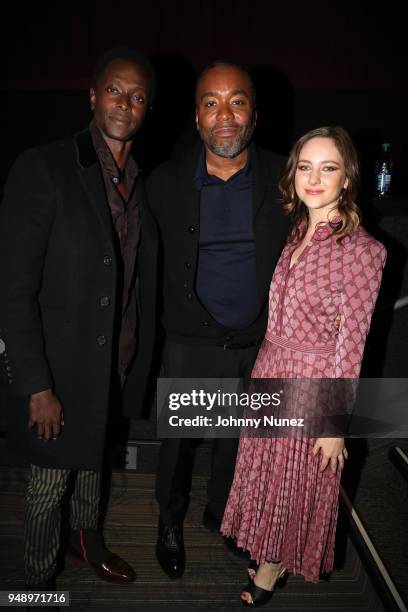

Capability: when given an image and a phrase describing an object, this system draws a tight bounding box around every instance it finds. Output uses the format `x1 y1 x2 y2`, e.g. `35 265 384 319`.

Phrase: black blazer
147 143 288 346
0 129 158 469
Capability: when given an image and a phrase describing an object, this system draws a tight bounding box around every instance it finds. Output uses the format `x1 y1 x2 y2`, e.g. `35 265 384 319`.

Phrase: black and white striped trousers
24 464 101 585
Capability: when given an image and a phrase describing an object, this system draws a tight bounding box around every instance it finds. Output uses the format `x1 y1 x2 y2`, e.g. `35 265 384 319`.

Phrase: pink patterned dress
220 223 386 582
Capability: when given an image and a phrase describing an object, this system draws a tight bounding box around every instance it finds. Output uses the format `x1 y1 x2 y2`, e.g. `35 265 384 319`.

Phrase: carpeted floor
0 466 386 611
342 438 408 605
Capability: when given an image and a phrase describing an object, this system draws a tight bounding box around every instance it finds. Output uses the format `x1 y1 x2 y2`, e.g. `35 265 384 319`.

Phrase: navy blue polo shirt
194 147 259 330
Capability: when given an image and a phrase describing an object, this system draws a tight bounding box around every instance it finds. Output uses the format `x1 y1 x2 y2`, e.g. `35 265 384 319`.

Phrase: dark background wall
2 1 408 188
4 1 404 89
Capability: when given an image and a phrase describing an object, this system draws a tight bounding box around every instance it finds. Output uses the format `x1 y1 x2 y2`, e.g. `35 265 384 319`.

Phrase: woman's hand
312 438 348 474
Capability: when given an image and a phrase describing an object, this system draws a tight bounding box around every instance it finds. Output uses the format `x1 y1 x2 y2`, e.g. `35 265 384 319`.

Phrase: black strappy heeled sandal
241 567 288 607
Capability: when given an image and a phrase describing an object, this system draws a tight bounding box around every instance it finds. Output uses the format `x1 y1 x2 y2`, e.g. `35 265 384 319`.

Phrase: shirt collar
89 120 139 184
194 144 252 191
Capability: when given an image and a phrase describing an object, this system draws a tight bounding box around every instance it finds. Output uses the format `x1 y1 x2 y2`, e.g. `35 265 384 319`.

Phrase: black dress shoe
201 505 222 532
156 519 185 579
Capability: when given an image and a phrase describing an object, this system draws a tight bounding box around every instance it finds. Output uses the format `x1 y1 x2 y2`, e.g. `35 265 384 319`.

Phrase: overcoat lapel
74 129 115 245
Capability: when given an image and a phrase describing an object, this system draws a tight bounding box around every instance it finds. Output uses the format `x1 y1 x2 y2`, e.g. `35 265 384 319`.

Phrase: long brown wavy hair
279 126 361 243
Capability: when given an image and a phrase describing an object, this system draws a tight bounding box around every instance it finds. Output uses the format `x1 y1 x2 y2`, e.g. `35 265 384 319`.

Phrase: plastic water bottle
375 143 393 198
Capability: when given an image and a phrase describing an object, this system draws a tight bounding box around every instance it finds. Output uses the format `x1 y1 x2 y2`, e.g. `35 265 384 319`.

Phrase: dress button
187 293 193 300
188 225 196 233
97 335 107 346
100 296 110 307
103 255 112 266
185 262 192 269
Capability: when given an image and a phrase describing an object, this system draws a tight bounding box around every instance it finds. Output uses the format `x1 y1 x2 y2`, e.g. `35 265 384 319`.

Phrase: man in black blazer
148 61 288 578
0 48 157 589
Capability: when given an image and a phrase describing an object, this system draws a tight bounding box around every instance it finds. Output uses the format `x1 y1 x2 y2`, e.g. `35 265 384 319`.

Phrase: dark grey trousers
156 342 259 525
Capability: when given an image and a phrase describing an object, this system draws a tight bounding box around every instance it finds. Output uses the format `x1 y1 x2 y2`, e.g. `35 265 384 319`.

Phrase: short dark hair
195 60 256 106
91 46 157 105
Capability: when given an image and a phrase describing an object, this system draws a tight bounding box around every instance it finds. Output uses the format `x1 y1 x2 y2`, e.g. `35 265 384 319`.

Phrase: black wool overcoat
0 129 157 469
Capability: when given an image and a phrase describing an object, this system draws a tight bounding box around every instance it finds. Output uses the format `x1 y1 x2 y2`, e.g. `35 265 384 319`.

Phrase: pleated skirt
220 338 342 582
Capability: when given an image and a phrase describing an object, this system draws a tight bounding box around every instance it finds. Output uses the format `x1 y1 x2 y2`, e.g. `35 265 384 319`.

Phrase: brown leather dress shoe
67 540 136 584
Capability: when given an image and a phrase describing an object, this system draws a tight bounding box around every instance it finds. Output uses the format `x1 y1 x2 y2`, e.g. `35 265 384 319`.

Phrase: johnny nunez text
168 415 305 428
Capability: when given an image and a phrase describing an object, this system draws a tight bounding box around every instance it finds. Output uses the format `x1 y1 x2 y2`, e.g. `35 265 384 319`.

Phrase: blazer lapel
74 129 115 245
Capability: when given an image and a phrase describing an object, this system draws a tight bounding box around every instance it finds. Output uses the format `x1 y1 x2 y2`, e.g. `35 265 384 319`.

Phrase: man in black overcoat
0 48 157 589
148 61 288 578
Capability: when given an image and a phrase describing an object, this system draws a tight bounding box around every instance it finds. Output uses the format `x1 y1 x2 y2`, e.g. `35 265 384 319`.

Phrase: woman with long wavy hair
221 126 386 607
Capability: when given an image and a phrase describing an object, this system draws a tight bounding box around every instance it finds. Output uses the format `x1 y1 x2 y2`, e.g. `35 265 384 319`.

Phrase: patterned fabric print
221 225 386 582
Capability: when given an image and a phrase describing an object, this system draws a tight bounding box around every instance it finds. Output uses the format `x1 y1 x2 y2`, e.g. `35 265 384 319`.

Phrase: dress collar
296 216 342 242
312 216 342 241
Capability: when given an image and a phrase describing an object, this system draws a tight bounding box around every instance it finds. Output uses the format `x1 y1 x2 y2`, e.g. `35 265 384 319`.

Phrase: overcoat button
187 293 193 300
183 283 188 289
100 296 110 307
185 262 192 269
103 255 112 266
203 321 210 327
188 226 196 233
97 335 107 346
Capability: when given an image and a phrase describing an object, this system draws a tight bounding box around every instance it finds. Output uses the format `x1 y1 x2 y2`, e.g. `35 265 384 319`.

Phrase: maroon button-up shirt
90 121 140 378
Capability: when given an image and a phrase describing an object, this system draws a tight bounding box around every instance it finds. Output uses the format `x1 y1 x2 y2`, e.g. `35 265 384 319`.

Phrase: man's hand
312 437 348 474
28 389 64 441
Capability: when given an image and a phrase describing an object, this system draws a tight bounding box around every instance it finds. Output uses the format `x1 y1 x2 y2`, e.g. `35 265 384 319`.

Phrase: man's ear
90 88 96 111
253 109 258 129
